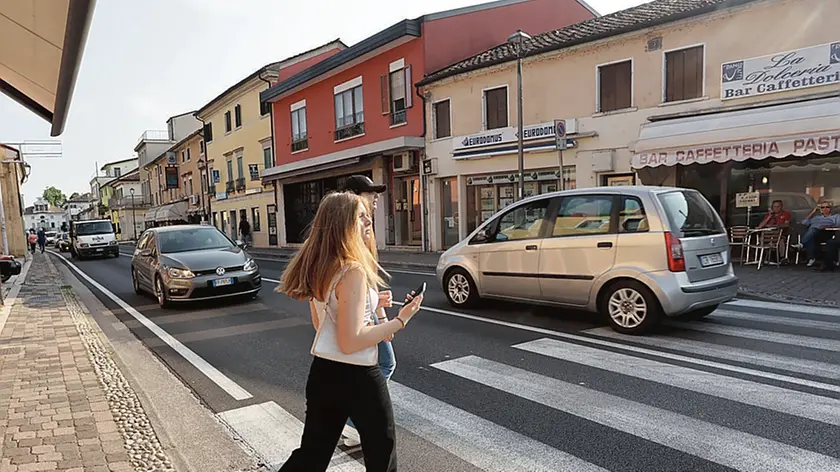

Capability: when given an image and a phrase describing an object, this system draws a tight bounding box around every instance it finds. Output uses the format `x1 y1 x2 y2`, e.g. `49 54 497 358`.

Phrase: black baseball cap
344 175 386 194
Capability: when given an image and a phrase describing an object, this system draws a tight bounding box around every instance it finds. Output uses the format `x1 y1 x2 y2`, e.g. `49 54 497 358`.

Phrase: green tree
42 186 67 207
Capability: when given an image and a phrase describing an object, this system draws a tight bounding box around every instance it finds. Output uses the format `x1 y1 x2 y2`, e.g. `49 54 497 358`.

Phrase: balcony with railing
291 137 308 152
136 130 171 144
334 122 365 141
107 195 151 209
209 184 217 195
226 181 235 193
235 178 246 191
390 109 407 126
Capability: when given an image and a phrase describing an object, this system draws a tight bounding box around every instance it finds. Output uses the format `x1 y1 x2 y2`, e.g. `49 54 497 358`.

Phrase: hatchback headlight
168 267 195 279
109 241 118 246
243 259 258 272
80 243 89 247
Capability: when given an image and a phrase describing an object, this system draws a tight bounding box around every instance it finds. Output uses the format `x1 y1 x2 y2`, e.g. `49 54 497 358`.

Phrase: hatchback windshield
158 227 234 254
75 222 114 235
658 190 725 237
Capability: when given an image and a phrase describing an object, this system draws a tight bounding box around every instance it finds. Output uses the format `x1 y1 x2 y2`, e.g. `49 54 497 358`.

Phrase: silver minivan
435 186 738 335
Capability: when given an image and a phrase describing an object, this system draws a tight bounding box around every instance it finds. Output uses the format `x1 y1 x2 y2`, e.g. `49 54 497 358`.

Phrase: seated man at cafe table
757 199 792 229
793 201 840 268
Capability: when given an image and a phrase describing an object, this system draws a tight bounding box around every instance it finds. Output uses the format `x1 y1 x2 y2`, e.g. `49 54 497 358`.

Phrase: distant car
130 225 261 308
436 186 738 335
45 231 57 245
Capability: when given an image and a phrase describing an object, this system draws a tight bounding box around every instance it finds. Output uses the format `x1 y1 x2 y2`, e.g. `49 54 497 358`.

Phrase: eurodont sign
721 42 840 100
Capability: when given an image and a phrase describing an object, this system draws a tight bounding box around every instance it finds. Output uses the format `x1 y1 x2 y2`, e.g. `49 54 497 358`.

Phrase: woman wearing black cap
340 175 395 447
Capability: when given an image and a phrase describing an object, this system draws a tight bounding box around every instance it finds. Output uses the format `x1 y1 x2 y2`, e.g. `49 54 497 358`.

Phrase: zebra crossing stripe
726 299 840 317
669 320 840 352
389 382 607 472
514 337 840 426
582 327 840 381
709 309 840 332
432 355 840 472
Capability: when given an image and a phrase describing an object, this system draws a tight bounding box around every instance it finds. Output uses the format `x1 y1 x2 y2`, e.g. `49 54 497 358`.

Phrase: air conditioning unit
189 195 199 205
392 152 413 172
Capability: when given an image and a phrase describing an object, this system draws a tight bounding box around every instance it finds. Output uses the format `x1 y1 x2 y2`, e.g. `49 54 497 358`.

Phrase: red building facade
262 0 597 249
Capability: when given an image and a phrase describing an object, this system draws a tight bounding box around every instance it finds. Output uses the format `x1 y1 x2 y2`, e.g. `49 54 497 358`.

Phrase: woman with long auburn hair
277 191 423 472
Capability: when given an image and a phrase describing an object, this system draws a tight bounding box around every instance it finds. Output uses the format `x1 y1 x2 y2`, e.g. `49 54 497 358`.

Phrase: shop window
553 195 613 237
619 196 648 233
598 60 632 112
440 178 459 248
234 104 242 128
492 199 550 242
291 107 308 152
252 207 261 232
665 45 704 102
434 100 451 139
483 86 508 130
334 85 364 140
224 111 232 133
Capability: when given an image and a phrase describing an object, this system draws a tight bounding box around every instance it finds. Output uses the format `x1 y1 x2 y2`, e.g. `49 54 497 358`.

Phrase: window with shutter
380 75 390 115
665 46 704 102
598 60 632 112
484 87 508 130
434 100 451 139
234 104 242 128
389 69 407 125
224 111 232 133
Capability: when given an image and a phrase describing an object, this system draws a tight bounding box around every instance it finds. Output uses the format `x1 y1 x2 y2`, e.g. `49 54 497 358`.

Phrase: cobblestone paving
735 264 840 306
0 253 175 471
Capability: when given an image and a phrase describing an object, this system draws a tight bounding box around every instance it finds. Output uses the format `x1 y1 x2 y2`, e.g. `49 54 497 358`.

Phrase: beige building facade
0 145 26 256
419 0 840 250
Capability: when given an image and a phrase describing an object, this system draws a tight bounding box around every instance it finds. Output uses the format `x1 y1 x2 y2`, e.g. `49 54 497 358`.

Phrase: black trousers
280 356 397 472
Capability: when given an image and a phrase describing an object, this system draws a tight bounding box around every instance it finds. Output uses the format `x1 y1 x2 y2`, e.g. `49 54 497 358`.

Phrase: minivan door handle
525 245 538 251
597 241 613 248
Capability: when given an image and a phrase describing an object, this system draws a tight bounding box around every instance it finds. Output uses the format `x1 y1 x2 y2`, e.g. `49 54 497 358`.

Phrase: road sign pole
559 150 565 191
554 120 567 191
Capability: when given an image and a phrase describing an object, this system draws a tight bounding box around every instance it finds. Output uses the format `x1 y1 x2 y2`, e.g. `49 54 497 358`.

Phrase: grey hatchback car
436 186 738 335
131 225 261 308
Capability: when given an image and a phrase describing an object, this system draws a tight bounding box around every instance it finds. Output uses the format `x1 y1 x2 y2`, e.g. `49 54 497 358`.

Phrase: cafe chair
728 226 750 262
743 227 784 270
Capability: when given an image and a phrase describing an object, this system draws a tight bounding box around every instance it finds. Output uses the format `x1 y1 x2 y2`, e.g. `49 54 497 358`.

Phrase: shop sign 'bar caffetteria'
721 41 840 100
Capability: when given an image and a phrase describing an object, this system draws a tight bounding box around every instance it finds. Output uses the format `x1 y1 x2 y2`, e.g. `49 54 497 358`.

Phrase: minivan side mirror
139 248 152 257
470 227 493 245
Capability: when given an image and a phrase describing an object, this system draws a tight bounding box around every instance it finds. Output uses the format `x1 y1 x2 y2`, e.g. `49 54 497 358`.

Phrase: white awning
155 201 188 222
631 97 840 169
144 206 160 222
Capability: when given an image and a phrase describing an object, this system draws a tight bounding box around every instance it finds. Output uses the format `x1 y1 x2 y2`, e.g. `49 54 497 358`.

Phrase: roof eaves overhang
260 19 422 104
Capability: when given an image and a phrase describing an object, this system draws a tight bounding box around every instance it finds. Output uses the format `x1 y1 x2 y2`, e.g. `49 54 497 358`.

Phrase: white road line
710 309 840 331
669 320 840 352
389 383 606 472
263 277 281 284
515 337 840 426
582 327 840 381
432 356 840 472
726 298 840 317
388 302 840 394
216 401 363 471
50 250 253 401
0 257 31 335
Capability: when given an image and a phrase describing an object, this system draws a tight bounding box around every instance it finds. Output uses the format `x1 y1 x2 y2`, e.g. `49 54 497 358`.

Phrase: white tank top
310 266 379 366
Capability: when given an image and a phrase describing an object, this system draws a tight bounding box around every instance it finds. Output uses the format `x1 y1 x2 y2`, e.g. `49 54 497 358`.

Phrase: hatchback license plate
213 278 233 287
95 248 103 252
699 253 724 267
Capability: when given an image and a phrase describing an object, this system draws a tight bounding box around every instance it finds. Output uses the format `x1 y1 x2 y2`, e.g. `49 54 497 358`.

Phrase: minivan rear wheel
601 280 661 335
444 268 479 308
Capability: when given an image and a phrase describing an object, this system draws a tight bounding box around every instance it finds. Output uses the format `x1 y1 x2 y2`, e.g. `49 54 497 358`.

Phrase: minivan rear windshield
657 190 725 237
74 222 114 236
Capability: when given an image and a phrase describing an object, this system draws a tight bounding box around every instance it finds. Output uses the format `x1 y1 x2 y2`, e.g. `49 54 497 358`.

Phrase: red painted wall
423 0 597 74
276 46 345 82
273 38 425 167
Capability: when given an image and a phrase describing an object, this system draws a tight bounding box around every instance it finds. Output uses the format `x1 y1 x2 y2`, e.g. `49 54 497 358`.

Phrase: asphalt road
51 248 840 472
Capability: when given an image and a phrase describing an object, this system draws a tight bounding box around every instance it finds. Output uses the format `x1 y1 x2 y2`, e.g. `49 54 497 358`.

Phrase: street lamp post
129 188 137 241
507 29 531 201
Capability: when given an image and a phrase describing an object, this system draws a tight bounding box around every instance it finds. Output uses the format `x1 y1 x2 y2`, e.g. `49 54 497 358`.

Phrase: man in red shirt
757 199 792 228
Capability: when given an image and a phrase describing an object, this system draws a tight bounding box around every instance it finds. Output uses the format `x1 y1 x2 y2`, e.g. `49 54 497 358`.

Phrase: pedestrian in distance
239 216 251 246
28 230 37 254
340 174 395 447
36 228 46 253
277 191 423 472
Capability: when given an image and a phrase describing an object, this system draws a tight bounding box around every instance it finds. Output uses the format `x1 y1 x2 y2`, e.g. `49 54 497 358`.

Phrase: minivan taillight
665 232 685 272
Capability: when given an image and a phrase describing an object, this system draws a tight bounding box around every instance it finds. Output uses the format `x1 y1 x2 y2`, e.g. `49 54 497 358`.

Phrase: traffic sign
554 119 567 150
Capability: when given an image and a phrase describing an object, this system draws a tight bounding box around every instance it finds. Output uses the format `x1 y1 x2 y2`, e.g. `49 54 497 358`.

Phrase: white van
70 219 119 259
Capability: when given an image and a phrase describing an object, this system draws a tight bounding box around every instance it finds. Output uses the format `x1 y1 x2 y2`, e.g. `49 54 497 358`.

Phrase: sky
0 0 645 207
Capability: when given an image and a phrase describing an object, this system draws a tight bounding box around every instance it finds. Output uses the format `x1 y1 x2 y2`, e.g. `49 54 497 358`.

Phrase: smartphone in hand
407 282 426 301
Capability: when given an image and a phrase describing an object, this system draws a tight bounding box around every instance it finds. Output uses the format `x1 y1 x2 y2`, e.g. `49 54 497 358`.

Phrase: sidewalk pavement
0 253 176 472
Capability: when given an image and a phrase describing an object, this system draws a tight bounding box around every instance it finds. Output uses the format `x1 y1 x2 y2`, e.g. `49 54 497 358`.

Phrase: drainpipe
194 115 212 223
258 71 277 246
415 85 429 252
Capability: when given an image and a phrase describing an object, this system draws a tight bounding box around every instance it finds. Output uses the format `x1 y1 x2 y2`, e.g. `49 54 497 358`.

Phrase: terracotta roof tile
418 0 758 85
